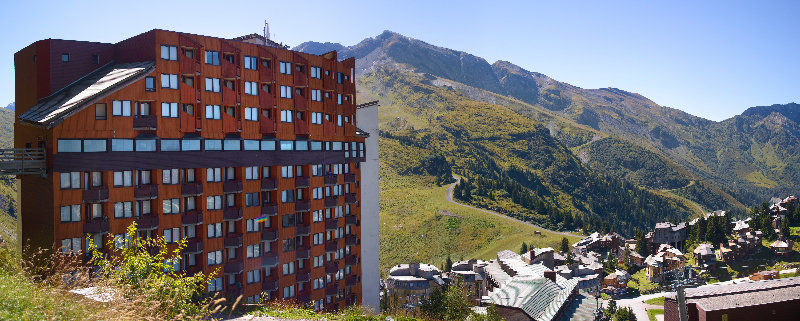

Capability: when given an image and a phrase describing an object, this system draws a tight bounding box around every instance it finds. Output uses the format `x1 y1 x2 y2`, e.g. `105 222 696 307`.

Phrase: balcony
258 61 275 83
135 215 158 230
181 210 203 225
294 95 308 110
346 275 360 287
225 286 242 298
293 118 308 136
185 265 203 275
323 120 336 137
262 277 278 292
296 224 310 236
296 247 310 260
259 91 275 108
179 55 199 75
183 239 204 254
179 82 198 104
261 253 279 268
322 73 335 90
345 235 359 246
325 240 338 253
324 174 337 186
133 115 157 130
345 215 359 226
221 59 239 79
296 269 310 283
224 233 243 248
345 255 360 266
82 187 109 203
324 196 338 209
133 185 158 200
84 217 109 234
222 112 241 133
325 218 338 230
343 173 356 183
292 177 309 189
261 203 278 217
259 115 275 135
343 81 355 94
224 260 243 274
223 180 242 193
179 111 198 133
260 177 277 191
223 207 243 221
294 200 310 212
297 291 311 303
261 229 278 242
344 193 357 204
181 182 203 196
325 283 340 296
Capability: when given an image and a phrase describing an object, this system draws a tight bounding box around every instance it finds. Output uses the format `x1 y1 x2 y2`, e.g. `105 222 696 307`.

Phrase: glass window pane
58 140 82 153
205 140 222 151
244 140 260 150
135 139 156 151
111 139 133 151
182 139 200 151
280 141 293 151
223 140 240 151
160 140 180 151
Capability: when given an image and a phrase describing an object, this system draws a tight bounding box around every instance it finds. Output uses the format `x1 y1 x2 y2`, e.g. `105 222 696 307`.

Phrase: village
381 196 800 320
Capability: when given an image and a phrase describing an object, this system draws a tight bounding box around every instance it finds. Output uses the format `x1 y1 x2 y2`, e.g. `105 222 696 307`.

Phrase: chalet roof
486 275 577 321
666 277 800 311
694 243 714 256
770 240 791 249
19 61 155 127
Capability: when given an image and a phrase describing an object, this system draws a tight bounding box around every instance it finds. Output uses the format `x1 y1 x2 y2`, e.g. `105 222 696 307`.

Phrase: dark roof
666 277 800 311
19 61 155 127
356 100 379 109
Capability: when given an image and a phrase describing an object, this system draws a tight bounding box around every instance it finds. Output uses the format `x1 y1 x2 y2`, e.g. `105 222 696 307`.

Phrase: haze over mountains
296 30 800 232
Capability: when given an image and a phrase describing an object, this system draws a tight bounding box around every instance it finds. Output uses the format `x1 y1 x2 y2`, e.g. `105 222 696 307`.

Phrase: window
145 77 155 91
243 56 258 70
112 100 132 116
139 170 151 185
135 139 156 151
205 50 220 65
283 285 296 299
206 168 222 182
60 205 81 222
246 244 260 258
296 141 308 151
245 192 259 207
164 227 181 244
223 139 240 151
204 78 221 92
246 219 260 232
261 140 276 151
311 141 322 151
312 187 323 200
313 210 323 222
59 172 80 189
113 171 133 187
280 141 294 151
310 66 321 79
57 140 81 153
162 169 179 184
161 74 178 89
281 166 294 178
161 45 178 61
280 110 293 123
83 140 106 152
162 199 180 214
90 203 103 219
207 250 223 265
311 89 322 102
61 53 70 62
113 202 133 218
139 102 151 115
205 105 221 119
245 166 259 180
207 223 223 238
244 140 259 150
246 270 261 284
311 164 322 176
279 85 293 99
161 102 178 118
313 232 324 245
244 81 258 95
92 54 100 65
279 61 292 75
160 140 180 151
95 104 107 120
282 261 295 275
205 139 222 150
208 277 223 292
182 139 201 151
206 195 222 210
61 238 81 254
310 112 322 125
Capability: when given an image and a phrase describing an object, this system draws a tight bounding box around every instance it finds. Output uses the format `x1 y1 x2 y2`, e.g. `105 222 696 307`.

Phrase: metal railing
0 148 46 177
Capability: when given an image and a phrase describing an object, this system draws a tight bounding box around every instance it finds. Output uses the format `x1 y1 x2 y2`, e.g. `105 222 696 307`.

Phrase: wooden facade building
13 29 367 311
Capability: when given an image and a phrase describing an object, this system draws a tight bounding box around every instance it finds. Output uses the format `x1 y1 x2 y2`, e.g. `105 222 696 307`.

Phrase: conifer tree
519 242 528 255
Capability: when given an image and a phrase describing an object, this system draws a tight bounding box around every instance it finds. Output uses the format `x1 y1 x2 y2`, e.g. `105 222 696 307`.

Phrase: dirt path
446 176 581 238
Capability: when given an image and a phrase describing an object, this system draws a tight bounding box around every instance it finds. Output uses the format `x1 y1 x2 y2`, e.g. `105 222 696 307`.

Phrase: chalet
385 263 445 309
692 243 716 270
603 270 630 289
646 222 687 252
448 259 489 302
770 238 793 256
644 244 686 282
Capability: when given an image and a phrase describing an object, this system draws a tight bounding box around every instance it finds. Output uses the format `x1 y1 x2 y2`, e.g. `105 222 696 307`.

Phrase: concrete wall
357 103 379 311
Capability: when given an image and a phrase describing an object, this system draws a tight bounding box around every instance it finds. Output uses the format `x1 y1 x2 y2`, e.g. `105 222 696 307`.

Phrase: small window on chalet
261 84 271 93
95 103 107 120
261 59 271 69
61 53 69 62
182 48 193 59
145 77 155 92
182 76 194 88
92 54 100 65
205 50 220 65
223 54 235 64
160 45 178 61
32 54 36 63
224 80 235 91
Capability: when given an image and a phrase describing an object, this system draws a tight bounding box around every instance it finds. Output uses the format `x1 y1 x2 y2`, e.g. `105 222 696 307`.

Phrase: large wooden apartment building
13 29 372 311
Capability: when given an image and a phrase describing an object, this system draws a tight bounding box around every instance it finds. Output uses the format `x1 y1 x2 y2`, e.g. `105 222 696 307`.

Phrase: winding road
446 176 582 238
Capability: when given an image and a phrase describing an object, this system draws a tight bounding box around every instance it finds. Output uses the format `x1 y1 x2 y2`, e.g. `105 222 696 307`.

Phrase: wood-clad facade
14 29 364 310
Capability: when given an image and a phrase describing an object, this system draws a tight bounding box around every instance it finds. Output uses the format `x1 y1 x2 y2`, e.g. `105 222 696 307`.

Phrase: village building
770 238 793 256
663 277 800 321
571 232 624 255
646 222 688 252
749 270 778 281
521 247 554 269
692 243 716 270
385 263 445 309
644 244 686 282
602 269 630 289
448 259 489 302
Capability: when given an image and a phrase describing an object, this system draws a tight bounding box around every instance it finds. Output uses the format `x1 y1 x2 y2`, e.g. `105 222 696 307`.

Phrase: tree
444 255 453 272
560 237 570 254
519 242 529 255
606 298 617 316
613 307 636 321
420 277 472 321
780 217 790 238
635 230 649 257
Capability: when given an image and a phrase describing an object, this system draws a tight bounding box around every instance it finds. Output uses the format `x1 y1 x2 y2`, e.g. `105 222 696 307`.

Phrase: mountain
298 31 799 219
4 103 13 111
291 42 345 56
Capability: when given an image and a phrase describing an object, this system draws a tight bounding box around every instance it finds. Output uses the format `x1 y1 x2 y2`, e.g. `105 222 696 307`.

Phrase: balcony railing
133 115 157 130
84 217 109 234
345 215 359 226
261 229 278 242
324 174 337 186
295 200 310 212
296 224 310 236
325 218 338 230
259 91 275 109
185 265 203 275
224 260 243 274
183 239 204 254
297 291 311 303
294 176 310 188
222 112 241 133
261 203 278 217
179 111 198 133
221 59 239 79
262 277 278 292
179 82 198 104
82 187 109 203
260 177 277 191
133 184 158 200
224 233 243 248
181 182 203 196
325 240 338 253
135 215 158 230
346 275 360 287
296 269 311 283
223 180 242 193
325 283 340 296
296 247 310 260
345 254 360 266
345 235 359 246
225 286 242 298
261 253 279 268
0 148 45 177
181 210 203 225
343 173 356 183
324 196 338 209
259 115 275 135
179 55 199 75
344 193 357 204
223 207 243 221
293 118 308 136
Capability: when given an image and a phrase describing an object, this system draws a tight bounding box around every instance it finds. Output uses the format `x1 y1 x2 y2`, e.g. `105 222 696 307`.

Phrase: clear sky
1 0 797 121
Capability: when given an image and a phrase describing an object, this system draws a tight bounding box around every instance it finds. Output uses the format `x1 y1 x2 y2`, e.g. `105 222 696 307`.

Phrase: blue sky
1 0 797 121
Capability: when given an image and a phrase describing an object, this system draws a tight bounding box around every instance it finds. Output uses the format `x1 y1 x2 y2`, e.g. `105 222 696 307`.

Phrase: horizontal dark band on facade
54 150 366 172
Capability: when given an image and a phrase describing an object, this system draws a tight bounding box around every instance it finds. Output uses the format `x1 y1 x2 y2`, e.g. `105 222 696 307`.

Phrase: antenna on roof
263 21 270 41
